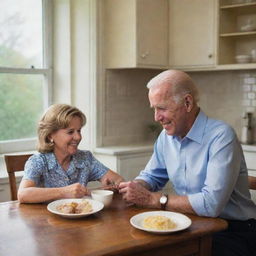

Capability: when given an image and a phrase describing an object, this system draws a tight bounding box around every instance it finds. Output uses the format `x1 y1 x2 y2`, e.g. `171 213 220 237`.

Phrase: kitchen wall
189 70 246 136
103 69 256 146
103 69 159 146
53 0 97 151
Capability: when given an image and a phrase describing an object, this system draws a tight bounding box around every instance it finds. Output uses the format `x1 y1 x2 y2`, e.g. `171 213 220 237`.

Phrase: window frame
0 0 53 154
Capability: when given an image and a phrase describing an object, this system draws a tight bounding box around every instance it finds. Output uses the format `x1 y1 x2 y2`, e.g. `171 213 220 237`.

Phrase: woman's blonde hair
37 104 86 153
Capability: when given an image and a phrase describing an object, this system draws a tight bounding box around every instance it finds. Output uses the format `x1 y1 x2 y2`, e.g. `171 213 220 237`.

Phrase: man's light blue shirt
136 110 256 220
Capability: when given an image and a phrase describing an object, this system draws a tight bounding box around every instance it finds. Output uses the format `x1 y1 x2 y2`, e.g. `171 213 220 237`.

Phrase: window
0 0 52 153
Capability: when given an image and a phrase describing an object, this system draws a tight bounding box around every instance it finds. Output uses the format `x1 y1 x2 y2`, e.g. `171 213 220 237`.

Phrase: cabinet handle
140 51 149 59
208 54 213 58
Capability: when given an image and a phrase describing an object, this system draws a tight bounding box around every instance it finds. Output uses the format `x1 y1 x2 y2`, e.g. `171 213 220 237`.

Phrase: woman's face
50 116 82 158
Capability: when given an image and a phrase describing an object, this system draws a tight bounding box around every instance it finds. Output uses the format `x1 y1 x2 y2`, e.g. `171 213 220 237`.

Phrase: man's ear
184 94 193 112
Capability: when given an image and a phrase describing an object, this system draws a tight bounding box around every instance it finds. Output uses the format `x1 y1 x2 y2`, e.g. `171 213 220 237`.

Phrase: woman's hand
62 183 89 198
18 180 89 203
100 170 125 191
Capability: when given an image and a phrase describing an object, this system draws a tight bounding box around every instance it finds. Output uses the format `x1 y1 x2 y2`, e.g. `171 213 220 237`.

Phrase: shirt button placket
180 142 186 194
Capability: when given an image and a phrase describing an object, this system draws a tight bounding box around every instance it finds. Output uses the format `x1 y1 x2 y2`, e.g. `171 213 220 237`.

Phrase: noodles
143 215 177 230
57 200 93 214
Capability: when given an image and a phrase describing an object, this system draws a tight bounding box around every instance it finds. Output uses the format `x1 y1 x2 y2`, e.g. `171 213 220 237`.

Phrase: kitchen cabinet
103 0 256 71
104 0 169 69
0 180 10 202
117 153 173 193
219 0 256 67
118 153 151 180
0 176 22 202
94 146 153 180
94 145 173 193
242 146 256 201
169 0 216 69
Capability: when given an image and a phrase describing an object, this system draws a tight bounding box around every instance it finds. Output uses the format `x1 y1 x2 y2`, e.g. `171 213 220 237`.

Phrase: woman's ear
47 135 53 143
184 94 193 112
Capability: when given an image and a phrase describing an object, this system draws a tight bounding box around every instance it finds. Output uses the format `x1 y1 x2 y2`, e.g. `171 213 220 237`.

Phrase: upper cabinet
103 0 256 71
169 0 216 69
219 0 256 68
104 0 169 69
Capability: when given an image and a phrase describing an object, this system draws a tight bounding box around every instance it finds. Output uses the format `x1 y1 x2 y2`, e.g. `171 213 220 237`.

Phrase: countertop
94 143 256 155
241 144 256 152
94 143 154 156
0 144 255 179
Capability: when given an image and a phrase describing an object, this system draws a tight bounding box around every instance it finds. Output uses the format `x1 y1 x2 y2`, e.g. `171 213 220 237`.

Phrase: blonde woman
18 104 124 203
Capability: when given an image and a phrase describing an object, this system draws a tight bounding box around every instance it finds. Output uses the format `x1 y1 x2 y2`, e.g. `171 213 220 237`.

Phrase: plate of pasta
130 211 192 234
47 198 104 218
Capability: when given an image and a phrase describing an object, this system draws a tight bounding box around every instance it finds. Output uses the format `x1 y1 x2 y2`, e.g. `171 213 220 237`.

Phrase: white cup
91 190 114 207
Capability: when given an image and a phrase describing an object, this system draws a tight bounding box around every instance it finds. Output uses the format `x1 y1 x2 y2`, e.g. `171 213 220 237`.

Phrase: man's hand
119 181 160 208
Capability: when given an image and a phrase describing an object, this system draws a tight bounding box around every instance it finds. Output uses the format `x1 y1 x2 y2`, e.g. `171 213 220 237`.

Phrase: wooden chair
248 175 256 190
4 154 33 200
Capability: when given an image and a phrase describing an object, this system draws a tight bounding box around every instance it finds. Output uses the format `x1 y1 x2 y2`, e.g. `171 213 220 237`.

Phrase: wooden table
0 194 227 256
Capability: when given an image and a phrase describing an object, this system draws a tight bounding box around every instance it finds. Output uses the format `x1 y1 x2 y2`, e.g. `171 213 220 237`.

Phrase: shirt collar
186 109 207 144
72 151 86 169
44 151 85 170
44 153 58 171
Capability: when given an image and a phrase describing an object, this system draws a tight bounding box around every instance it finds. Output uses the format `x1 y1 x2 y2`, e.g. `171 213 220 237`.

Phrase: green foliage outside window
0 46 43 141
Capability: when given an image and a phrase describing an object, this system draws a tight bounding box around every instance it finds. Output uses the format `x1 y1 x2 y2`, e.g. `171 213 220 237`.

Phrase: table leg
198 235 212 256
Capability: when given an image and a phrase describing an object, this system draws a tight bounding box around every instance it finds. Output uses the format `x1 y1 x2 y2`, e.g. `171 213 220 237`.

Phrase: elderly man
119 70 256 256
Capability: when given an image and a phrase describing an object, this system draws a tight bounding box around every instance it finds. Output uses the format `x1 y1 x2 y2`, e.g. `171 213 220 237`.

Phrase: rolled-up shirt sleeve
188 131 242 217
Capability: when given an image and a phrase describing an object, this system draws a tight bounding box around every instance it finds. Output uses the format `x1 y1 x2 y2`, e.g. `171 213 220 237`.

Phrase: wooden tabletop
0 194 227 256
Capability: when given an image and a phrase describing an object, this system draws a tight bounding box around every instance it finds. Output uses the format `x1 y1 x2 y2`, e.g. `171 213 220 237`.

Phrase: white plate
47 198 104 219
130 211 192 234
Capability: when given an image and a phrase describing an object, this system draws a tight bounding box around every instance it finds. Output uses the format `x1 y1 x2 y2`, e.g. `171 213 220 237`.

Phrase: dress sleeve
23 154 46 186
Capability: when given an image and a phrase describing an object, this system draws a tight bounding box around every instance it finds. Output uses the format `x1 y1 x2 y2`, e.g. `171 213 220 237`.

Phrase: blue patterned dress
22 150 108 187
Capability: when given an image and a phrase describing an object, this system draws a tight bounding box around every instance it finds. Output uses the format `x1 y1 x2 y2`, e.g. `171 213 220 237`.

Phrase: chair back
248 175 256 190
4 154 33 200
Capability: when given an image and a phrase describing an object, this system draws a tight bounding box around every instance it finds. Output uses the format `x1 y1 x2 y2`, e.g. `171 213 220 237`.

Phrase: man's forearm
167 194 196 214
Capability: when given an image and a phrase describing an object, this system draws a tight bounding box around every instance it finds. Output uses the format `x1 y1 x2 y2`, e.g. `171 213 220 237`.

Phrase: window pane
0 0 42 68
0 73 45 141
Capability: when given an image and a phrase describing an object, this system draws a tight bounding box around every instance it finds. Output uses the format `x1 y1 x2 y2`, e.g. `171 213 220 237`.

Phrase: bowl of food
235 55 251 64
91 190 114 207
130 211 192 234
47 198 104 218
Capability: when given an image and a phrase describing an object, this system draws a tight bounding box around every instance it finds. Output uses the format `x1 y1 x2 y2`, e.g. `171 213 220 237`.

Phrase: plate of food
130 211 192 234
47 198 104 218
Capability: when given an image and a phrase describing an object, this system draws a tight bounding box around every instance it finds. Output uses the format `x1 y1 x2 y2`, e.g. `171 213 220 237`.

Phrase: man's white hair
147 70 199 104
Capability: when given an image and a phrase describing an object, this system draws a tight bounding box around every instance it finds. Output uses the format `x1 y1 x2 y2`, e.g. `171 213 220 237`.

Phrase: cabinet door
104 0 168 69
118 153 151 181
169 0 216 68
0 177 22 202
0 183 10 202
137 0 169 67
118 153 174 193
243 151 256 202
